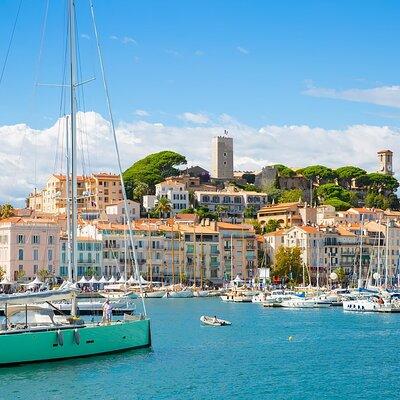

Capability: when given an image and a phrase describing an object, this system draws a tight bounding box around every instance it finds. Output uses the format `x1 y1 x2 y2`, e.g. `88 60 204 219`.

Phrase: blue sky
2 0 400 204
1 0 400 129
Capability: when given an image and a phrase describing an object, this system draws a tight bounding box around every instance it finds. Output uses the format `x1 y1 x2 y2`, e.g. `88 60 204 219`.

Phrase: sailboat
0 0 151 365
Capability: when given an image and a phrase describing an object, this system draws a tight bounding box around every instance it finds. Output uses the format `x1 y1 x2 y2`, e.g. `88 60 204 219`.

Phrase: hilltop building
211 133 234 180
377 150 394 176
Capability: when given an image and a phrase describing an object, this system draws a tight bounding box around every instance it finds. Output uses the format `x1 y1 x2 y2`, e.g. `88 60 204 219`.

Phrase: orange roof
297 226 319 234
348 208 382 214
336 226 356 236
265 229 285 237
0 217 57 225
217 222 254 231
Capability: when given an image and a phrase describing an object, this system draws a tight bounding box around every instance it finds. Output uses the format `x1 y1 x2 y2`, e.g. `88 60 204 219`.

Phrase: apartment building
0 217 60 281
28 173 123 215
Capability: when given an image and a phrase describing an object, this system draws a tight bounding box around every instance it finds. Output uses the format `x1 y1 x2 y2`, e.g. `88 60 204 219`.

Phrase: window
18 249 24 260
48 249 53 261
17 235 25 244
88 253 92 262
48 265 53 273
34 265 38 274
48 236 53 245
79 253 83 262
223 152 227 157
33 249 39 261
32 235 40 245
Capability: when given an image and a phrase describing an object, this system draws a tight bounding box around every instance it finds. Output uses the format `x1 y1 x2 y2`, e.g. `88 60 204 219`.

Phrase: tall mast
385 219 390 289
377 219 381 286
69 0 78 315
65 116 72 282
357 216 364 289
193 225 197 287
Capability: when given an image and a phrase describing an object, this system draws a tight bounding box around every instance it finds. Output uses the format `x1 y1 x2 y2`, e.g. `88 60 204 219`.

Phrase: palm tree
155 196 172 218
215 205 228 221
0 204 14 219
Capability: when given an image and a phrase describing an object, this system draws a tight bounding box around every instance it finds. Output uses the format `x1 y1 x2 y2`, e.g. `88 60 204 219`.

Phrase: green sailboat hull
0 318 151 366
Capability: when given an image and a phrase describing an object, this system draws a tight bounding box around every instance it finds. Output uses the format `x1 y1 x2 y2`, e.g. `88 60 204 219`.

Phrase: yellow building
28 173 123 215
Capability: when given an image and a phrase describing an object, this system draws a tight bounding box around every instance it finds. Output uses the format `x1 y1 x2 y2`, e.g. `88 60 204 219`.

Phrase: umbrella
98 276 107 283
31 277 43 285
89 276 98 284
0 277 13 285
78 276 89 284
108 276 116 283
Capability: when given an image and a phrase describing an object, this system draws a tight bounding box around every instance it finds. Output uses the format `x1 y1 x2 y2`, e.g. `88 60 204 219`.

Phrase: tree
250 220 263 234
215 205 228 221
262 184 283 203
363 173 399 193
323 197 351 211
273 246 303 285
273 164 296 178
132 182 149 201
0 204 14 219
0 267 5 281
123 151 187 197
86 267 97 277
279 189 303 203
154 197 172 218
38 268 50 281
243 183 260 192
178 208 195 214
335 166 367 188
244 205 256 219
316 183 356 205
334 267 346 287
298 165 336 184
16 270 26 282
194 206 217 221
264 219 280 233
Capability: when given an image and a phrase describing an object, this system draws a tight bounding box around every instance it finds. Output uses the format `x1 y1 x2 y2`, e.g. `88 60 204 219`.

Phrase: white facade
105 200 140 223
155 182 189 214
143 195 157 212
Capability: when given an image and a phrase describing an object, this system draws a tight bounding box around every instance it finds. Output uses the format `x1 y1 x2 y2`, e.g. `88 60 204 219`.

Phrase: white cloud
194 50 205 56
180 112 210 124
110 35 137 45
236 46 249 55
165 49 182 57
1 112 399 205
134 109 150 117
304 85 400 108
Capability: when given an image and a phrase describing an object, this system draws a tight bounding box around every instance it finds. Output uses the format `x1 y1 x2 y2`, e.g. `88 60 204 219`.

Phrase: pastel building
0 217 60 281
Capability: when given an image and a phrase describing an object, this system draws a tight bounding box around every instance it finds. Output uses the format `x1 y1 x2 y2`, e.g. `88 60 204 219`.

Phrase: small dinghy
200 315 231 326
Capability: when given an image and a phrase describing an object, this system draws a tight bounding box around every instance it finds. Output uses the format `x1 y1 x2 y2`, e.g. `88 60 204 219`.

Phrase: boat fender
57 330 64 346
73 328 80 345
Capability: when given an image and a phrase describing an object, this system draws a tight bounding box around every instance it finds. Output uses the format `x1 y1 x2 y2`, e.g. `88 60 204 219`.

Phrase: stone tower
211 132 233 180
377 150 394 176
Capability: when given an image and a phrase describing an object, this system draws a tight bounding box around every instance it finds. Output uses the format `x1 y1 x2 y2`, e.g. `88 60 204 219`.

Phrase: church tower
377 150 393 176
211 131 234 180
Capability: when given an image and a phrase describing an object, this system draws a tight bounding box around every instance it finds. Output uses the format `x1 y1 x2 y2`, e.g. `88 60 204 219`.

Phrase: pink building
0 217 60 281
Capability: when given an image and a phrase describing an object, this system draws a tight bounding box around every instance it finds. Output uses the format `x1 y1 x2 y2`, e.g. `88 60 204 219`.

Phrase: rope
89 0 147 316
0 0 23 88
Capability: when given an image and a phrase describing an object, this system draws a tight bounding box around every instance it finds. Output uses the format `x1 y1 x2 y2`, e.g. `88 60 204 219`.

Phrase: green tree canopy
154 197 172 218
244 205 256 219
123 151 187 198
298 165 336 183
363 173 399 192
333 267 346 286
335 166 367 181
316 183 356 205
194 206 217 221
264 219 280 233
273 246 303 284
273 164 296 178
323 197 351 211
279 189 303 203
132 182 149 201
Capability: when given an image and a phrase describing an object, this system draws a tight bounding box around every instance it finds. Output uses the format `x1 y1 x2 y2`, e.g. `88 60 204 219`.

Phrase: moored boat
200 315 231 326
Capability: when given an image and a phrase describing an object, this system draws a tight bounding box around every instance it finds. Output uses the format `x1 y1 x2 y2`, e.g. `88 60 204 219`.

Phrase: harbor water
2 298 400 400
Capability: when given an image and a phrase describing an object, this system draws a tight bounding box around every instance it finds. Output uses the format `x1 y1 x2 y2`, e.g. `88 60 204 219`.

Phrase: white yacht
342 292 400 313
262 290 299 307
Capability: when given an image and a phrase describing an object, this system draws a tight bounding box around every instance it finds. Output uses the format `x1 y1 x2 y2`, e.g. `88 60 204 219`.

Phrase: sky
1 0 400 205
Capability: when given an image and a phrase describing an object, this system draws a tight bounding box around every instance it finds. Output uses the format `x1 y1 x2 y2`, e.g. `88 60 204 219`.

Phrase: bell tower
377 150 393 176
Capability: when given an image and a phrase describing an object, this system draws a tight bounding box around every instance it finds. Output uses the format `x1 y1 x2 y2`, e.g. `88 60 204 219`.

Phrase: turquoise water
2 298 400 400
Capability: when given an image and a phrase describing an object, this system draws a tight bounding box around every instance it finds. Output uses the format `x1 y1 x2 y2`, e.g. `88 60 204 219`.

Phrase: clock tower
377 150 394 176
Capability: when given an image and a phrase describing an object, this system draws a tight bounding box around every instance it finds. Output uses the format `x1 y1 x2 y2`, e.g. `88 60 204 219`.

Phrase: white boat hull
163 290 193 298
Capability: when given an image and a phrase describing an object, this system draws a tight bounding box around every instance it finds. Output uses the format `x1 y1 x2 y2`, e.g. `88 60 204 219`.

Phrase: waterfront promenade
2 298 400 399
